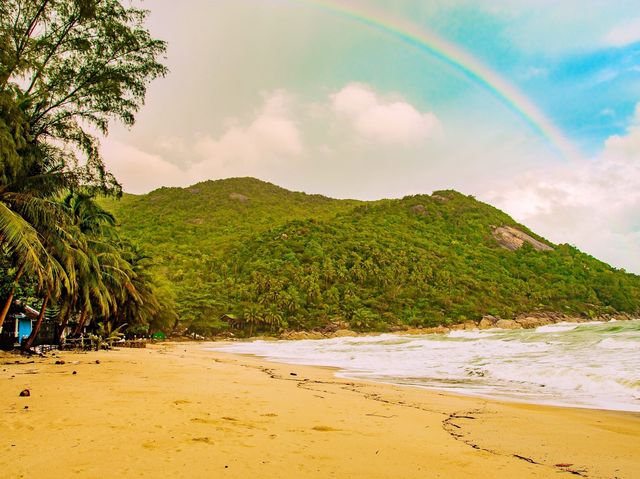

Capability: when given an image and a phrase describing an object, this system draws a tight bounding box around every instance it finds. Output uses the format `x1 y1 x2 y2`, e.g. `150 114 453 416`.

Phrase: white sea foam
535 322 583 333
213 319 640 412
446 329 498 339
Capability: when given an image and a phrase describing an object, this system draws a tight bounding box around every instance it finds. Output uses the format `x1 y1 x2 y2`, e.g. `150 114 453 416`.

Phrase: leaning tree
0 0 167 333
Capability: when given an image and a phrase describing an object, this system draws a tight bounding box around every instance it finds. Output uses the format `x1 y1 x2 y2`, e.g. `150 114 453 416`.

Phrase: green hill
101 177 640 335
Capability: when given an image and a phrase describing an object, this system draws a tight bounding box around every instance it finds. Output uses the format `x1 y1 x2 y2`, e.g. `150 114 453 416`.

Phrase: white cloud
103 91 303 192
484 103 640 273
604 17 640 47
330 83 440 146
191 90 303 178
104 84 445 195
101 140 191 194
605 104 640 155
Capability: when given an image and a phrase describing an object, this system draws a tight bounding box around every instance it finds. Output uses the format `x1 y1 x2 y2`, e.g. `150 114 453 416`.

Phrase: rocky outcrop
478 315 499 329
329 329 358 338
423 326 450 334
273 311 636 341
403 326 450 335
280 328 360 340
229 192 249 202
494 319 523 329
280 331 325 340
492 226 553 252
450 320 478 331
514 316 554 329
409 204 428 216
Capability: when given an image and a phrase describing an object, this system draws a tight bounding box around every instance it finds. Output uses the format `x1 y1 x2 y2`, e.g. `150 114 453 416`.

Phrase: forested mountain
102 177 640 335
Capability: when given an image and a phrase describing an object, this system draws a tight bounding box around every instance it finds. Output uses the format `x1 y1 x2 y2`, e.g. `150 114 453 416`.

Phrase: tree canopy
102 178 640 337
0 0 173 348
0 0 167 193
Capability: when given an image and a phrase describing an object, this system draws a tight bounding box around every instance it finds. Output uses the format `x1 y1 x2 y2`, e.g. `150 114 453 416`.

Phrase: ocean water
215 320 640 412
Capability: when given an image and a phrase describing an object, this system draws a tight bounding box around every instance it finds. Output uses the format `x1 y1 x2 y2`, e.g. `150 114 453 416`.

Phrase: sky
102 0 640 273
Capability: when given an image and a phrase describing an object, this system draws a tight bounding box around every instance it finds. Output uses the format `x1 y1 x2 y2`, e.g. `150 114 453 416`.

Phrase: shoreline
2 342 639 478
210 343 640 414
240 314 640 342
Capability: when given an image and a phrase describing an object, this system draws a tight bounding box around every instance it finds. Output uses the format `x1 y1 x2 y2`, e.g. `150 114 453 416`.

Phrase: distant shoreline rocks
272 312 636 341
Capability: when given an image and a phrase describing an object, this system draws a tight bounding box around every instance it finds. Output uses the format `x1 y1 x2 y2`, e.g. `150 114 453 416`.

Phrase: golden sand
1 342 638 478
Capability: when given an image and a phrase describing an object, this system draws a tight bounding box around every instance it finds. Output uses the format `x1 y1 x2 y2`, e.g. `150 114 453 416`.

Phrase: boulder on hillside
409 204 428 216
229 192 249 202
492 226 553 252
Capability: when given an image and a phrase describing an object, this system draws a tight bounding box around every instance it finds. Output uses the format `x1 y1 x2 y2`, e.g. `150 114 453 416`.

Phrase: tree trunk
56 303 72 344
73 308 88 336
23 294 49 351
0 262 26 332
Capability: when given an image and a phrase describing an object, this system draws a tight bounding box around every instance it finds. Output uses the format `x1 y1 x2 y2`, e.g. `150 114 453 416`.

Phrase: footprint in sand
191 437 214 444
190 417 216 425
311 425 340 432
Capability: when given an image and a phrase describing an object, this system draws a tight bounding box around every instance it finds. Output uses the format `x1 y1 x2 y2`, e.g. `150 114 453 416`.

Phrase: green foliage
0 1 172 344
102 178 640 335
0 0 167 194
95 320 125 348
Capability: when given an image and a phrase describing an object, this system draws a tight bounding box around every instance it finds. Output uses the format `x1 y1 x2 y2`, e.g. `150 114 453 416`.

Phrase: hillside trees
101 180 640 336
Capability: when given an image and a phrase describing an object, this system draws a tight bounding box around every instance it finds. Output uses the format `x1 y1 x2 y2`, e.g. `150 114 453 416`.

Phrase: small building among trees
0 303 56 349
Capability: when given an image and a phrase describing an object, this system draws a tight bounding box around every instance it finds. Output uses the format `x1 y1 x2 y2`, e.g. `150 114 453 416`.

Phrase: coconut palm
56 193 117 339
22 219 75 350
0 104 76 331
0 184 70 332
107 240 164 329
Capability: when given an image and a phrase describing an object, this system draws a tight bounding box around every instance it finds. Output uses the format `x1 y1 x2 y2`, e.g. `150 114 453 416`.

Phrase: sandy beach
1 342 639 479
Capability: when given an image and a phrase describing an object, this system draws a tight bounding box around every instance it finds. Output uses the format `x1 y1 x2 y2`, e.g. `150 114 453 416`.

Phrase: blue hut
0 303 54 349
16 313 32 342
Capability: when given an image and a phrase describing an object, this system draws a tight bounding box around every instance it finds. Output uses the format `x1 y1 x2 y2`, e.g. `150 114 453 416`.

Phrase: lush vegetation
2 2 638 344
102 177 640 336
0 0 173 348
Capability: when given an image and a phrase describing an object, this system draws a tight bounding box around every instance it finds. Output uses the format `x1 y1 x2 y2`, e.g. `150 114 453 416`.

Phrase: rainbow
275 0 578 160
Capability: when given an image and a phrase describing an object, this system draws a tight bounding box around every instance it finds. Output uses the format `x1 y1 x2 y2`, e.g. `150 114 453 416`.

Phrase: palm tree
107 241 163 330
22 219 74 351
0 128 75 330
243 305 262 337
265 307 284 333
57 193 116 339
